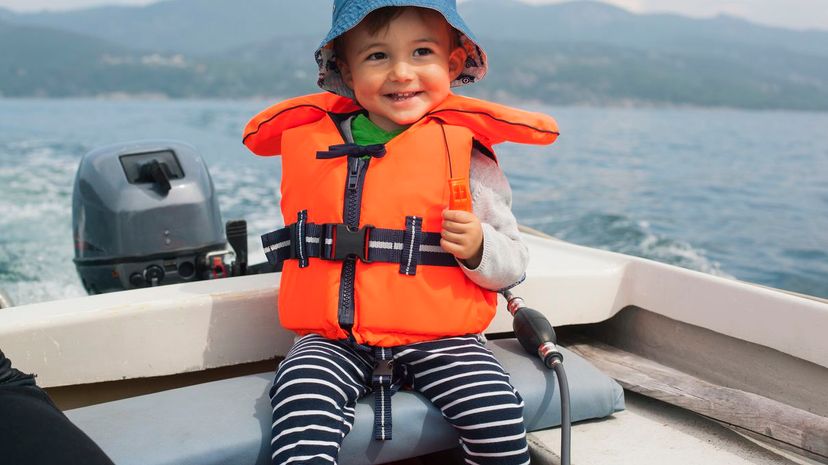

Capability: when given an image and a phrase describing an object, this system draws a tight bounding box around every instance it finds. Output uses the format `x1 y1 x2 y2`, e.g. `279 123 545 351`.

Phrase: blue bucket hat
315 0 488 99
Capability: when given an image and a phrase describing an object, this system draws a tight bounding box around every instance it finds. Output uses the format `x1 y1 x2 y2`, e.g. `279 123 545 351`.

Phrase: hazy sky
0 0 826 31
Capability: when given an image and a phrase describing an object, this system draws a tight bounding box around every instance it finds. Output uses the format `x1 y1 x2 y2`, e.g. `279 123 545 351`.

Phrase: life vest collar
243 93 558 157
425 94 559 148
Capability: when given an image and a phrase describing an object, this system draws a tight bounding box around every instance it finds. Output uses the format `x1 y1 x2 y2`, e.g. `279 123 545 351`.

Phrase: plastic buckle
332 223 374 262
373 360 394 377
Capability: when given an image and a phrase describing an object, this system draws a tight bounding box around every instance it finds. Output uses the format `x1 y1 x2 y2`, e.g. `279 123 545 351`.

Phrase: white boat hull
1 232 824 388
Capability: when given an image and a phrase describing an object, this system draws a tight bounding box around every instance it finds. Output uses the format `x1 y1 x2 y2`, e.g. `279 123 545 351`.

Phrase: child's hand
441 209 484 269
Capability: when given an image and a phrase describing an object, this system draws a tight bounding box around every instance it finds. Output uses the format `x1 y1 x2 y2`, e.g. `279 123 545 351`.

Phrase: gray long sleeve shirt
461 149 528 291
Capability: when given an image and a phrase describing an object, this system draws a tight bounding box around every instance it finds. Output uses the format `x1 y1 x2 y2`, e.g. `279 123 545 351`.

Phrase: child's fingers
440 238 465 257
442 209 475 223
440 229 468 244
442 211 478 233
440 209 483 260
441 219 470 234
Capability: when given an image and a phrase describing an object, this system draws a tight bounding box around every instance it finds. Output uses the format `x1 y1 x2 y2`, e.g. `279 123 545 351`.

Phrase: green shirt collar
351 114 405 146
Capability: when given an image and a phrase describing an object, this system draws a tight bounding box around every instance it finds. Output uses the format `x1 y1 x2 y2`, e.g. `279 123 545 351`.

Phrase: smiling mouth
385 91 422 101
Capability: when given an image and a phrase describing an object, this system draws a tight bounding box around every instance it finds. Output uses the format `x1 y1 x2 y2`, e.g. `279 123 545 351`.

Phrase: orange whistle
448 177 472 212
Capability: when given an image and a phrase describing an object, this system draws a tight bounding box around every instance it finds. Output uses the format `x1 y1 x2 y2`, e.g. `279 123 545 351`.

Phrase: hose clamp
506 296 526 316
539 342 563 367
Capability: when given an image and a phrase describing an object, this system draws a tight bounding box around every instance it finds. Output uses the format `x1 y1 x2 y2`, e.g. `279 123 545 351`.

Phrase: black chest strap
261 215 458 274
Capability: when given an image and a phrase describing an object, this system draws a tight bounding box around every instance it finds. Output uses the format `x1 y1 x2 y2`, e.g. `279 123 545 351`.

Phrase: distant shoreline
2 94 826 115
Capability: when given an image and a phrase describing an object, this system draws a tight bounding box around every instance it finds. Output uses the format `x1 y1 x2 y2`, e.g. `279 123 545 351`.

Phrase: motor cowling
72 140 229 294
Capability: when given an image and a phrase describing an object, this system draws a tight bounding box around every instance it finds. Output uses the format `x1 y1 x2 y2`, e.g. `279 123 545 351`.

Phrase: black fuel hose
503 290 571 465
552 361 571 465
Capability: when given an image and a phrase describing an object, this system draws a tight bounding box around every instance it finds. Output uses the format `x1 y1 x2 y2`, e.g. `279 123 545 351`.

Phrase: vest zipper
338 156 370 332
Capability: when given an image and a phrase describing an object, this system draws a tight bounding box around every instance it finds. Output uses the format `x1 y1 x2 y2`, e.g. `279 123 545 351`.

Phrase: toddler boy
244 1 558 463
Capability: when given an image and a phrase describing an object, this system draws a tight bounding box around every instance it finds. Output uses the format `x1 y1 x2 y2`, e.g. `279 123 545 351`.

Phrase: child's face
338 9 467 133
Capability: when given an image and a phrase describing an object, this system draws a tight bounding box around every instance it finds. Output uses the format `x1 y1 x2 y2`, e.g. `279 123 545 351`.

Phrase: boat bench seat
66 339 624 465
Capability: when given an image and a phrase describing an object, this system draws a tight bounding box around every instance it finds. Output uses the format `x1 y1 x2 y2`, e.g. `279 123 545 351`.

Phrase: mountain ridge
1 0 827 110
7 0 828 57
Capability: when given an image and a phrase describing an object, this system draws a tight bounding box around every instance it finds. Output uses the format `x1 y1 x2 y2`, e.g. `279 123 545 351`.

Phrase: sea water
0 99 826 305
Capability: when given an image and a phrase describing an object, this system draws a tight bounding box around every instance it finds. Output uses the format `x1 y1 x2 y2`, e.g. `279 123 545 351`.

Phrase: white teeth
388 92 418 100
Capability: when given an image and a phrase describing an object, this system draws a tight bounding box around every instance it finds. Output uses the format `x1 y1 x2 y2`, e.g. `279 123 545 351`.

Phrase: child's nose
388 60 414 81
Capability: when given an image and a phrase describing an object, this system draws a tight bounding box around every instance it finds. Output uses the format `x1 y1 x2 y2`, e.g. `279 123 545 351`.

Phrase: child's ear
338 58 354 89
448 46 467 81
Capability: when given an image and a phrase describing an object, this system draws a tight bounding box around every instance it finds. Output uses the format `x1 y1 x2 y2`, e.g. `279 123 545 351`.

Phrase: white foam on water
608 218 731 278
636 227 731 278
525 212 732 279
210 163 283 230
0 144 85 304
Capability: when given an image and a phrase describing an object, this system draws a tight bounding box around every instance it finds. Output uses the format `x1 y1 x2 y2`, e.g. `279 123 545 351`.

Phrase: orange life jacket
244 92 558 347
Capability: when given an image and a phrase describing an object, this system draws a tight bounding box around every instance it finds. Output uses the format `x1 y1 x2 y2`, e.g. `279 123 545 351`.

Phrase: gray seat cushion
67 339 624 464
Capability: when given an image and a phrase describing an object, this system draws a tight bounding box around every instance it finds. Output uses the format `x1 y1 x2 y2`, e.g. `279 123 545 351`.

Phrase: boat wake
0 143 87 305
523 211 732 278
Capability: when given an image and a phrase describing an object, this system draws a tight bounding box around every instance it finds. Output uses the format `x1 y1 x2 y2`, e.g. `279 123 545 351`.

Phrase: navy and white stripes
269 334 529 465
270 335 373 464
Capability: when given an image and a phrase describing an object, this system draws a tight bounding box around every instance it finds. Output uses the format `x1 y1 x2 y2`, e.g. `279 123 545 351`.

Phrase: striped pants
269 334 530 465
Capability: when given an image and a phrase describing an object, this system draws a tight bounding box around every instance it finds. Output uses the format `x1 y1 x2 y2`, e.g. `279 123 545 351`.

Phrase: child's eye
413 48 434 57
366 52 386 61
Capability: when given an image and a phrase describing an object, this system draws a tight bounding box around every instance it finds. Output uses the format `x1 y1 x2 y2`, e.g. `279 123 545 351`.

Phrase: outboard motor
72 140 247 294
